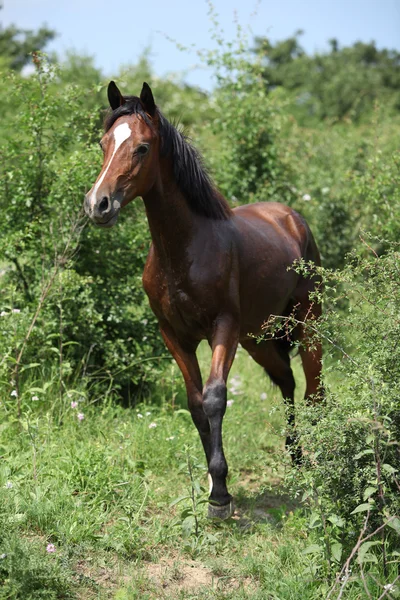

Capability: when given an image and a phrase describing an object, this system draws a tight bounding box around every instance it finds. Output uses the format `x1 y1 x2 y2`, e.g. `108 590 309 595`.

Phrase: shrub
281 244 400 591
193 9 294 207
0 56 168 405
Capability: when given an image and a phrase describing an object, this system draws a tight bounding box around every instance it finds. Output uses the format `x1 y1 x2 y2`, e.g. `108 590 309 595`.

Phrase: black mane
104 97 232 220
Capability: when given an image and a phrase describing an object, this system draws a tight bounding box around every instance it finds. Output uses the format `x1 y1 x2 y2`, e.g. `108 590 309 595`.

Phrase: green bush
193 13 294 207
276 107 400 269
0 507 74 600
0 56 168 404
282 244 400 590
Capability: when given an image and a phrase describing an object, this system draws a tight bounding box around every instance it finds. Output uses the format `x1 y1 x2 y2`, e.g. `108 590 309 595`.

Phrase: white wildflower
166 436 175 441
137 413 143 419
302 193 311 201
5 481 13 489
0 311 7 317
32 395 39 401
10 390 17 397
260 392 267 400
227 400 234 407
149 422 157 429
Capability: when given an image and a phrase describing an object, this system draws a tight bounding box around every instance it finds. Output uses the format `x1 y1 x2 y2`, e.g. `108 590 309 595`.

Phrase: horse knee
203 380 227 418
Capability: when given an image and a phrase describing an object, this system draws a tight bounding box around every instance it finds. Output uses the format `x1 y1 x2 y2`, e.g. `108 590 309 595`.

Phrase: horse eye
136 144 149 156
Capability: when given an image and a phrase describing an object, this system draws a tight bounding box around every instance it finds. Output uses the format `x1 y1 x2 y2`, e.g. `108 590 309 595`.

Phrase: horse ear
108 81 125 110
140 82 156 116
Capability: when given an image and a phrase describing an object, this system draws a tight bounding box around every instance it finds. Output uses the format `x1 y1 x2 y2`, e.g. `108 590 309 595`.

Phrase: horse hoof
207 500 234 520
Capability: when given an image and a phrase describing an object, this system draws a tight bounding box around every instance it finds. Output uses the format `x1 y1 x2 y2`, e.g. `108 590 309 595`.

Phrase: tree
254 32 400 123
0 7 56 71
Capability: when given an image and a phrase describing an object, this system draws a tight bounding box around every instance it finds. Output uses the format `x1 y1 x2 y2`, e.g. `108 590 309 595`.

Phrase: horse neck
142 163 197 268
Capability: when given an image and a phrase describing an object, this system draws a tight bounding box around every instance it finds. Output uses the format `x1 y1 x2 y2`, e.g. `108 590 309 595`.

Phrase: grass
0 343 373 599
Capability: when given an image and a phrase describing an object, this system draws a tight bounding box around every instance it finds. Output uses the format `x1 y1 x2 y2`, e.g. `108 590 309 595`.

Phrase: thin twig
360 562 373 599
327 515 395 599
376 574 399 600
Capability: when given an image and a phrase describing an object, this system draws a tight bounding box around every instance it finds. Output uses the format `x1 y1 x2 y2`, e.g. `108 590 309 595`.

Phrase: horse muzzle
84 193 121 228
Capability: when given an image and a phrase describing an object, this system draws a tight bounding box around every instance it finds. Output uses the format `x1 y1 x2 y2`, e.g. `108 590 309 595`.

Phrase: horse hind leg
266 343 302 464
243 339 301 464
295 295 324 405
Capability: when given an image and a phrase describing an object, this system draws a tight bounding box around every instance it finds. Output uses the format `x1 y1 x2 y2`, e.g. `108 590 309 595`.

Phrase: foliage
0 532 74 600
275 105 400 269
115 53 213 128
191 7 294 207
254 32 400 124
0 56 167 400
264 244 400 593
170 448 220 557
0 8 56 71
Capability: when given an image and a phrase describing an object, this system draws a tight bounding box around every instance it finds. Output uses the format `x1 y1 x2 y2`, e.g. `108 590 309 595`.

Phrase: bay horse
84 81 322 519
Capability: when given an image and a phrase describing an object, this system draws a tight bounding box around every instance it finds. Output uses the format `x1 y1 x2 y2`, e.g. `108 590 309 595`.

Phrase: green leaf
193 480 201 495
354 449 374 460
309 512 321 528
331 542 342 563
382 464 397 475
169 495 190 508
182 515 195 539
174 409 191 417
327 514 345 528
20 363 40 373
351 503 373 515
363 486 377 501
302 544 323 555
386 517 400 535
358 541 380 564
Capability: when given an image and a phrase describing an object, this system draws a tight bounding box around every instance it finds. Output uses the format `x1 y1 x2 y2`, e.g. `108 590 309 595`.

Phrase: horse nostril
98 196 110 215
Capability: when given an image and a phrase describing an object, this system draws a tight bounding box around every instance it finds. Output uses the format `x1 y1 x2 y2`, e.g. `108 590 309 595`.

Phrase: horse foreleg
203 315 238 519
159 324 211 461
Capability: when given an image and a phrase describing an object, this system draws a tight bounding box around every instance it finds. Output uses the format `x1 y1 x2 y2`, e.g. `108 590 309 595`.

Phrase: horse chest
146 272 210 337
143 247 230 338
163 285 206 330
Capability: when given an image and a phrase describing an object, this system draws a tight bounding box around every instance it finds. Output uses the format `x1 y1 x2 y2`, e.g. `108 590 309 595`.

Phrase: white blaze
89 122 131 209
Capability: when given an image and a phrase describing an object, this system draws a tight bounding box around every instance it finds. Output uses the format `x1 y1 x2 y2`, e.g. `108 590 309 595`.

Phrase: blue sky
3 0 400 90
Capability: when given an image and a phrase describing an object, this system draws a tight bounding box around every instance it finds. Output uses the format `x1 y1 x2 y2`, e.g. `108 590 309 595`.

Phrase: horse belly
237 250 300 338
